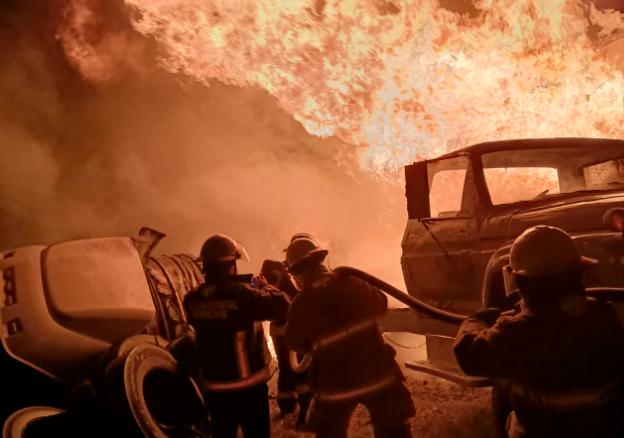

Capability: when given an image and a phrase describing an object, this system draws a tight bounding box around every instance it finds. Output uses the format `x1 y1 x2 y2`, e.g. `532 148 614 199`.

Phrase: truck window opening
482 146 624 206
484 167 560 205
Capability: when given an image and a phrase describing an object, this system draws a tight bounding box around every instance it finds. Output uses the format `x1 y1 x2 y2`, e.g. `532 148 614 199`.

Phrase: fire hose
289 266 469 373
333 266 469 324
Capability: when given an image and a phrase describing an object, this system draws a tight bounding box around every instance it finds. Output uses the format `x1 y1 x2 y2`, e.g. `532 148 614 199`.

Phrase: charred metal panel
405 162 430 220
44 238 155 343
402 217 482 314
507 193 624 237
0 245 111 384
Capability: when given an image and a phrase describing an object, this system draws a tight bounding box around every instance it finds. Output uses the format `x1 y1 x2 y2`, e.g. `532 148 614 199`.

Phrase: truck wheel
98 340 208 438
2 406 63 438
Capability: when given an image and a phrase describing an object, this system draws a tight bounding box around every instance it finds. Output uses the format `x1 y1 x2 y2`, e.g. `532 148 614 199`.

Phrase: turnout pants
273 334 311 423
306 381 415 438
204 383 270 438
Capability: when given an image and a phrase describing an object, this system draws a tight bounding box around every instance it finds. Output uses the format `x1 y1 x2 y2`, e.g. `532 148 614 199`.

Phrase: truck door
402 155 482 315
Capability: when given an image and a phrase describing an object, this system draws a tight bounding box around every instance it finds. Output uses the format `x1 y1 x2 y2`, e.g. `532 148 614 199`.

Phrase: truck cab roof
428 137 624 162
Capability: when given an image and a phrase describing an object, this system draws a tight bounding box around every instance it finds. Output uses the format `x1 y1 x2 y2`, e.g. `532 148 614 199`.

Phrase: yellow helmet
508 225 598 277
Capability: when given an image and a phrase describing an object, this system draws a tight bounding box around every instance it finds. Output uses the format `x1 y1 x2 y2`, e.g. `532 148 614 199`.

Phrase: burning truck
395 137 624 384
3 137 624 435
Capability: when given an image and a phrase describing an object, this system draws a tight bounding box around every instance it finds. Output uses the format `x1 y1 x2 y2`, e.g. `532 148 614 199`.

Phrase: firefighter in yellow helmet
284 235 415 438
454 225 624 438
183 234 289 438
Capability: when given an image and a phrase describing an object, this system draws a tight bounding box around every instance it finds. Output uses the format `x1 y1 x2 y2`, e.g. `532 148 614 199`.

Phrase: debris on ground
269 371 494 438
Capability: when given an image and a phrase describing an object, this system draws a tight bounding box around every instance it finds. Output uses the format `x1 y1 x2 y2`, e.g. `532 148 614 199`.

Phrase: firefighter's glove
472 307 501 327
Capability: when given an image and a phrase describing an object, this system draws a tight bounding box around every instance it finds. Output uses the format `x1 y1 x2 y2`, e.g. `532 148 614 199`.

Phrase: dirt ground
268 371 495 438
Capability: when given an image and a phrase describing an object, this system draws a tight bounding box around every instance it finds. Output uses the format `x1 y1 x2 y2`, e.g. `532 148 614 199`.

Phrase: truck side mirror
405 162 431 219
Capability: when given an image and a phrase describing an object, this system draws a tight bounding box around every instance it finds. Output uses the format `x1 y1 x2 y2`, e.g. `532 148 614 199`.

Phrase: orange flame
61 0 624 175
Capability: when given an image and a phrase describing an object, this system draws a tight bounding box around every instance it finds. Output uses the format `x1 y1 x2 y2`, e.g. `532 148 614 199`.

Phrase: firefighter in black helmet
183 234 290 438
284 235 415 438
454 225 624 437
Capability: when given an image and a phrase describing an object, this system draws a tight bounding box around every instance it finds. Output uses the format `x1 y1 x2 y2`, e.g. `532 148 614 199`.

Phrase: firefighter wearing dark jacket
260 257 312 427
183 234 290 438
454 225 624 438
284 236 415 438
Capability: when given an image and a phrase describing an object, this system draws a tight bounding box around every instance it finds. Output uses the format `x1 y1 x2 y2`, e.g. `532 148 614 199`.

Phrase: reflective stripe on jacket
310 319 396 401
184 280 288 391
285 271 403 402
312 320 377 351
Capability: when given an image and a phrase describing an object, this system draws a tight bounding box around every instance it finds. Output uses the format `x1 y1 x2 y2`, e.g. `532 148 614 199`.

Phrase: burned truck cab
402 138 624 333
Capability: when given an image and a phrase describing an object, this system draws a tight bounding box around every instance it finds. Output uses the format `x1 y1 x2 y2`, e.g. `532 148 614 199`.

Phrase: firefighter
260 258 311 427
284 236 415 438
183 234 290 438
453 225 624 438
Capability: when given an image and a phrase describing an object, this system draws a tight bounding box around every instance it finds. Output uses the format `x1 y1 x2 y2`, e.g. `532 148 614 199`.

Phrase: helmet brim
287 249 328 275
204 246 250 264
237 245 251 261
511 255 599 277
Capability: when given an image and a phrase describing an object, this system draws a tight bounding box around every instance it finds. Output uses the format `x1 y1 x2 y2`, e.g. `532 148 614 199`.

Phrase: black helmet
200 234 249 265
284 236 328 274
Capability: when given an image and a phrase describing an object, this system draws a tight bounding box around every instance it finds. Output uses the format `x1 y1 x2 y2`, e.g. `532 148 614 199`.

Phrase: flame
57 0 149 83
60 0 624 175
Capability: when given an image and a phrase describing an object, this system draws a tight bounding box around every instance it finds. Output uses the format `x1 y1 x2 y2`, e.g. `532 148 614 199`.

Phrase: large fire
59 0 624 176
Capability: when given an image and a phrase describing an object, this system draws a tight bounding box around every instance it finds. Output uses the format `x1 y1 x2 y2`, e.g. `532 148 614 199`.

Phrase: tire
96 335 169 380
98 339 208 438
2 406 63 438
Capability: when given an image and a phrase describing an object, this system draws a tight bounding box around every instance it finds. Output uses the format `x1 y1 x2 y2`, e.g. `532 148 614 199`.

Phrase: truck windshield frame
480 145 624 206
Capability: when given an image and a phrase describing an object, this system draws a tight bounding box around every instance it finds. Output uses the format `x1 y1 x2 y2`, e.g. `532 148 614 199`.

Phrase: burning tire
97 337 208 438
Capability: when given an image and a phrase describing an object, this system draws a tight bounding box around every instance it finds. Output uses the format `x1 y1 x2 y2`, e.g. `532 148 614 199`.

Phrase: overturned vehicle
397 137 624 383
0 228 208 437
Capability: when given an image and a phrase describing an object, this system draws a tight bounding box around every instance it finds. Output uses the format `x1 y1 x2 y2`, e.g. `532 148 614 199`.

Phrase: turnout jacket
285 271 401 402
269 273 301 367
454 295 624 437
183 278 289 391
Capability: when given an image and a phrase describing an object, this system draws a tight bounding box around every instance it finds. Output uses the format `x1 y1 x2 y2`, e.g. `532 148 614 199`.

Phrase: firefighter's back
288 272 398 397
501 298 624 436
184 280 270 384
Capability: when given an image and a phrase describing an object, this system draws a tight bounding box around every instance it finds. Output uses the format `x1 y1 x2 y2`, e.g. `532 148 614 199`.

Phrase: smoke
0 1 407 286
